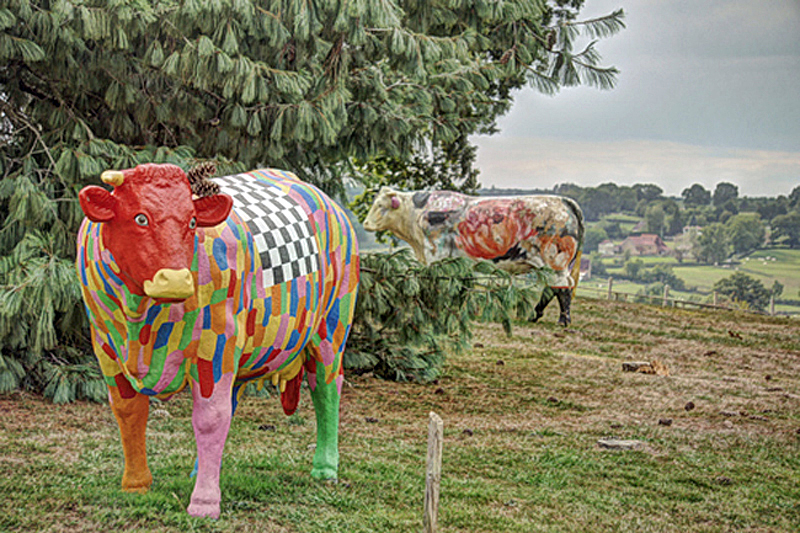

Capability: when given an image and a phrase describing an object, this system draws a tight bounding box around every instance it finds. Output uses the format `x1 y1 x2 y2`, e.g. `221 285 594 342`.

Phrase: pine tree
713 272 770 312
1 0 623 400
348 250 542 382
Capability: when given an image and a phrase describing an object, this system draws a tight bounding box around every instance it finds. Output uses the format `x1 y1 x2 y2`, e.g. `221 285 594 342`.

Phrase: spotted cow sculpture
77 163 359 518
363 187 583 325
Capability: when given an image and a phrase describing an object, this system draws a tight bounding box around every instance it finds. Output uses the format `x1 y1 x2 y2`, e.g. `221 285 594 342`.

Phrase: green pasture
2 300 800 532
593 247 800 313
738 250 800 294
601 254 676 269
577 278 710 308
599 214 642 232
601 214 641 223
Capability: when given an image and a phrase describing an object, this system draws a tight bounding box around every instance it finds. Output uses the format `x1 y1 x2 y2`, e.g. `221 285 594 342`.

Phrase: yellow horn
101 170 125 187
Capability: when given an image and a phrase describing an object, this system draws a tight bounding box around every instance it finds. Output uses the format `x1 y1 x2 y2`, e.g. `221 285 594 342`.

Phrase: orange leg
108 386 152 492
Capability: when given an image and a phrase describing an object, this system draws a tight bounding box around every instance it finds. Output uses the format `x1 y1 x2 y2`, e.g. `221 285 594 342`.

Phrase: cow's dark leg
187 372 234 519
108 386 152 493
530 286 555 323
554 287 573 327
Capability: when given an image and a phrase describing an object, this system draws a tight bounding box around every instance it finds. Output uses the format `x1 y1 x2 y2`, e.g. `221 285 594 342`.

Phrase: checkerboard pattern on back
214 173 320 287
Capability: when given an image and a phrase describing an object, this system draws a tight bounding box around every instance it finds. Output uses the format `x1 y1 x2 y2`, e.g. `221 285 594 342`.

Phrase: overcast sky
473 0 800 197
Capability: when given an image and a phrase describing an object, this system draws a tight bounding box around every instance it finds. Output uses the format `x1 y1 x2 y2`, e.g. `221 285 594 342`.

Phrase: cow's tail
563 197 585 296
570 249 583 297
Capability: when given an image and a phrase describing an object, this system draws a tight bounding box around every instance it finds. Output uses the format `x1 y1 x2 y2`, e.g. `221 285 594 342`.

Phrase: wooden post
770 294 775 316
713 291 718 307
662 285 670 307
607 278 613 300
424 412 444 533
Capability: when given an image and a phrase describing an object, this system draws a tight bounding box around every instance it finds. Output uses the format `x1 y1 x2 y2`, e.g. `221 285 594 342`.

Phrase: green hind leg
306 358 341 480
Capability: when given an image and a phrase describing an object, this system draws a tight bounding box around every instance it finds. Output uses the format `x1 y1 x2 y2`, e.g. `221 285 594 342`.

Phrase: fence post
424 412 444 533
607 278 613 300
770 294 775 316
713 291 718 306
662 285 670 307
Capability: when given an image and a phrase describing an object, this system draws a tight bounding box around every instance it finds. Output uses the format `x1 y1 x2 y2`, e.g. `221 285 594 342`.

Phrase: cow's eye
134 214 149 226
189 217 197 229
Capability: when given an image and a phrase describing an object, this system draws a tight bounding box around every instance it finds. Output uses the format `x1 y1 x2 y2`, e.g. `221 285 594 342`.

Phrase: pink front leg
187 372 234 519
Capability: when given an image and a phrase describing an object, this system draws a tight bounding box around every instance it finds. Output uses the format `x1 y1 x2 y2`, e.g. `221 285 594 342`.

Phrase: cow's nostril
144 268 194 299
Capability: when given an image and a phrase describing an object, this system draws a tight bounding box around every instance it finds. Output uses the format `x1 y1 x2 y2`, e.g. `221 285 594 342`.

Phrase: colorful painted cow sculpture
363 187 583 325
76 164 359 518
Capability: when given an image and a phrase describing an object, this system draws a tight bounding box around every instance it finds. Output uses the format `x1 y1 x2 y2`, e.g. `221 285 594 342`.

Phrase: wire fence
576 278 780 316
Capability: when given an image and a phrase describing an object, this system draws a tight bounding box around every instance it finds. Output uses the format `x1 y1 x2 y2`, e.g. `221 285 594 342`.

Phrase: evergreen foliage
681 183 712 207
583 225 608 253
490 180 794 238
347 250 540 382
1 0 623 401
694 223 730 264
712 182 739 208
713 272 770 312
770 211 800 248
0 144 204 402
616 260 684 293
552 182 638 222
726 212 765 256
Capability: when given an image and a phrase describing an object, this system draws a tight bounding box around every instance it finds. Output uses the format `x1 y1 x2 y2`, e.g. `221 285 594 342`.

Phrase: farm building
580 257 592 281
619 234 670 256
598 239 619 256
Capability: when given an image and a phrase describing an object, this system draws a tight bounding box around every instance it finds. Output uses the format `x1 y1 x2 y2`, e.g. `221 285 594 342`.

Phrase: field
2 299 800 532
593 247 800 315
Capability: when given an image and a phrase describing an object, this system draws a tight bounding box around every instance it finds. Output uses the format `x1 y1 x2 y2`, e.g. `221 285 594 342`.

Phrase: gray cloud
475 0 800 195
474 136 800 196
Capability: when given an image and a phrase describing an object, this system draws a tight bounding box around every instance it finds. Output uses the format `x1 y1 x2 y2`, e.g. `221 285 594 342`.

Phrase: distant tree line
482 180 800 261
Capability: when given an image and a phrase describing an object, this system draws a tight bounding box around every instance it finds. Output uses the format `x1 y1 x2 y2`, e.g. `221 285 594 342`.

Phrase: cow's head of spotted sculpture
78 164 233 301
362 186 404 233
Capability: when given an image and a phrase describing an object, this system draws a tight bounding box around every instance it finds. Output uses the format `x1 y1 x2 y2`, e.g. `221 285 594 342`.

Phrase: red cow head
79 163 233 301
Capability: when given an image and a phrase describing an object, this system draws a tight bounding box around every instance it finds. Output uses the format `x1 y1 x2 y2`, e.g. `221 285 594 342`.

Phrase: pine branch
573 60 620 90
524 67 559 95
566 9 626 40
0 100 58 172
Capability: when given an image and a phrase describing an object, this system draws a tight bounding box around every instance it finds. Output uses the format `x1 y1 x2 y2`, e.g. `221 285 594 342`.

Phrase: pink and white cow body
363 187 584 325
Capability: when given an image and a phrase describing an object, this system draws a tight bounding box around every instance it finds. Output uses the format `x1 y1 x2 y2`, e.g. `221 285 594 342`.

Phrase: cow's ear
194 194 233 227
79 186 116 222
412 191 430 209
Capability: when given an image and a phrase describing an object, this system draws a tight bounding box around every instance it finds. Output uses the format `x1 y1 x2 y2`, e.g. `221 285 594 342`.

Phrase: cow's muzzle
363 217 378 232
143 268 194 300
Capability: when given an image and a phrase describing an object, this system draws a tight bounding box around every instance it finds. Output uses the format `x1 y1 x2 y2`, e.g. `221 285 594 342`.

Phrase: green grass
602 214 641 223
598 213 642 233
2 300 800 532
593 246 800 314
740 249 800 294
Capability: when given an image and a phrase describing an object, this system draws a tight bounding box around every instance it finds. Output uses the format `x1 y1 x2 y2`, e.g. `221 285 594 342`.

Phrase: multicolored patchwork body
76 165 359 518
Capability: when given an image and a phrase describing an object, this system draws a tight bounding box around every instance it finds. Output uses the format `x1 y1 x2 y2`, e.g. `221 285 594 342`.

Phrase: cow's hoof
122 484 150 494
529 313 541 323
558 317 571 327
121 471 152 493
187 499 221 519
310 466 338 480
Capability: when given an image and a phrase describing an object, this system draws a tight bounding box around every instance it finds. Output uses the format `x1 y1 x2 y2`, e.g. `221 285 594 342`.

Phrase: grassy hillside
594 247 800 314
1 299 799 532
